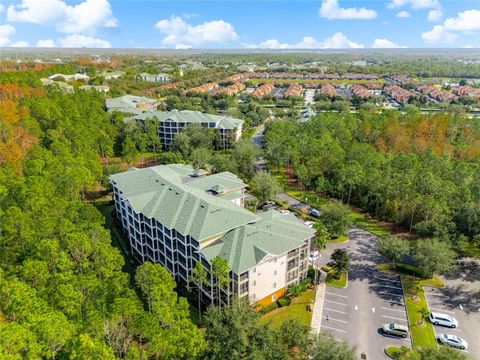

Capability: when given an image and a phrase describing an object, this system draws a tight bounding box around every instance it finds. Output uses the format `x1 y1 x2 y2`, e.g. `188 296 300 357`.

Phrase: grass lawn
259 290 315 329
402 277 437 349
326 270 348 288
378 263 445 288
350 211 390 237
385 346 414 359
329 235 349 244
459 242 480 258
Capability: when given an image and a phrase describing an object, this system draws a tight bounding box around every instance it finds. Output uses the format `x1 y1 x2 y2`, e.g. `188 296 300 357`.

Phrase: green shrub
259 302 279 314
276 297 292 307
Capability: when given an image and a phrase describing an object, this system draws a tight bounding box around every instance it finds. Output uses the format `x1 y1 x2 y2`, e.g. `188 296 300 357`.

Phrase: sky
0 0 479 49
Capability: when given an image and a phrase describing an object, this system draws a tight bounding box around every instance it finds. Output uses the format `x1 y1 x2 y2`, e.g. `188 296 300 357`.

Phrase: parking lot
319 228 411 359
424 268 480 358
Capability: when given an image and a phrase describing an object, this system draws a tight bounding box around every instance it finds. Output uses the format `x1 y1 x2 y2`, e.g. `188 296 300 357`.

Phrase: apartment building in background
133 110 243 149
110 164 315 306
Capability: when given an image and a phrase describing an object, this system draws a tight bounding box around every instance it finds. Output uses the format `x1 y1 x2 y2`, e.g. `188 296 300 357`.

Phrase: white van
429 312 458 328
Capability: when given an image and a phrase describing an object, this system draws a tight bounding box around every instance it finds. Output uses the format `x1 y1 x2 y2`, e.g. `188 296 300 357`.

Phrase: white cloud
59 34 111 48
12 40 29 47
37 38 56 47
7 0 117 34
444 9 480 31
396 11 410 18
372 38 407 48
427 9 443 21
422 25 458 43
246 33 363 49
422 9 480 44
0 24 15 47
155 16 238 48
175 43 192 49
387 0 440 10
0 4 5 13
320 0 377 20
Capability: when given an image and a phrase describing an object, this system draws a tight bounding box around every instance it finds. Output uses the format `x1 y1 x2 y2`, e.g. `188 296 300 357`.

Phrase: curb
400 276 414 350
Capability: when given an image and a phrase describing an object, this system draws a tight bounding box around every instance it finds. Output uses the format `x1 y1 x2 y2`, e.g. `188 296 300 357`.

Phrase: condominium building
133 110 243 149
110 164 315 307
136 73 171 82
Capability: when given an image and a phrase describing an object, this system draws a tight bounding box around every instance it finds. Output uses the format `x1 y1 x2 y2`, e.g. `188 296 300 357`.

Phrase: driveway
318 227 411 359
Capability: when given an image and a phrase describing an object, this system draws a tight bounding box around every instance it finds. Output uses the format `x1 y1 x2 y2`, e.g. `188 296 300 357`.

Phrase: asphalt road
424 267 480 358
319 227 412 360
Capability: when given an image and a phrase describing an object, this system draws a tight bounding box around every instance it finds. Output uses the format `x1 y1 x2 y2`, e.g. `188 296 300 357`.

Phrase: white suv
429 312 458 328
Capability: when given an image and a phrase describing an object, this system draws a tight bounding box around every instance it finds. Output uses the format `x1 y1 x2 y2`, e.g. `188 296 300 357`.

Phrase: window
273 282 276 289
253 280 256 286
252 267 256 273
272 294 277 301
273 270 277 276
240 282 249 294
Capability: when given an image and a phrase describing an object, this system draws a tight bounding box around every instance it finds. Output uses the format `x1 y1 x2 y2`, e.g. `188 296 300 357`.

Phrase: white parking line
325 317 348 324
381 315 408 322
321 325 347 333
379 291 404 297
324 307 348 315
377 284 403 290
389 300 405 306
428 307 456 315
381 307 406 313
325 292 348 299
425 292 444 297
375 276 401 282
324 299 348 306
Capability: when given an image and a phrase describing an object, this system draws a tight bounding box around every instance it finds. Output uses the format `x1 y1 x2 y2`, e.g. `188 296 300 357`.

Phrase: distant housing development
110 164 315 307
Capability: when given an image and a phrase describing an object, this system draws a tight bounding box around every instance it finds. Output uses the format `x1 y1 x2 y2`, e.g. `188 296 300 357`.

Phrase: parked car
309 208 321 218
382 323 409 338
308 251 320 262
321 261 335 272
304 220 314 228
439 333 468 350
429 312 458 328
261 201 275 209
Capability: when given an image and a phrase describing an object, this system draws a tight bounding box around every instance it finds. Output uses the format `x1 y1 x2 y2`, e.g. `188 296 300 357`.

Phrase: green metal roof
105 95 157 112
110 164 258 242
133 110 244 130
186 171 246 194
202 210 315 274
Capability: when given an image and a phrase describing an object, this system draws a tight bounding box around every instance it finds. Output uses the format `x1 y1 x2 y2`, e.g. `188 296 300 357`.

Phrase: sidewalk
311 282 326 334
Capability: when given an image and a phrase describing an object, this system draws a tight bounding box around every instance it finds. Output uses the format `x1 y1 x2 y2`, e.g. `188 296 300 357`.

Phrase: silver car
439 333 468 350
382 323 409 338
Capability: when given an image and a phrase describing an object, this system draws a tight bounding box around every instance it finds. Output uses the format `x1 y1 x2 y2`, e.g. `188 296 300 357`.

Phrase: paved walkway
311 282 326 334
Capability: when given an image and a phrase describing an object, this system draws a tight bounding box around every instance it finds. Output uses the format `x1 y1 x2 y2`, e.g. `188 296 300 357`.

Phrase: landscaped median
385 345 414 359
402 277 437 349
326 270 348 288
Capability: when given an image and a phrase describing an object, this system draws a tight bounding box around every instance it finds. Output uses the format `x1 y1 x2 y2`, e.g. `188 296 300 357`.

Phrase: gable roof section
110 164 258 242
202 210 315 274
